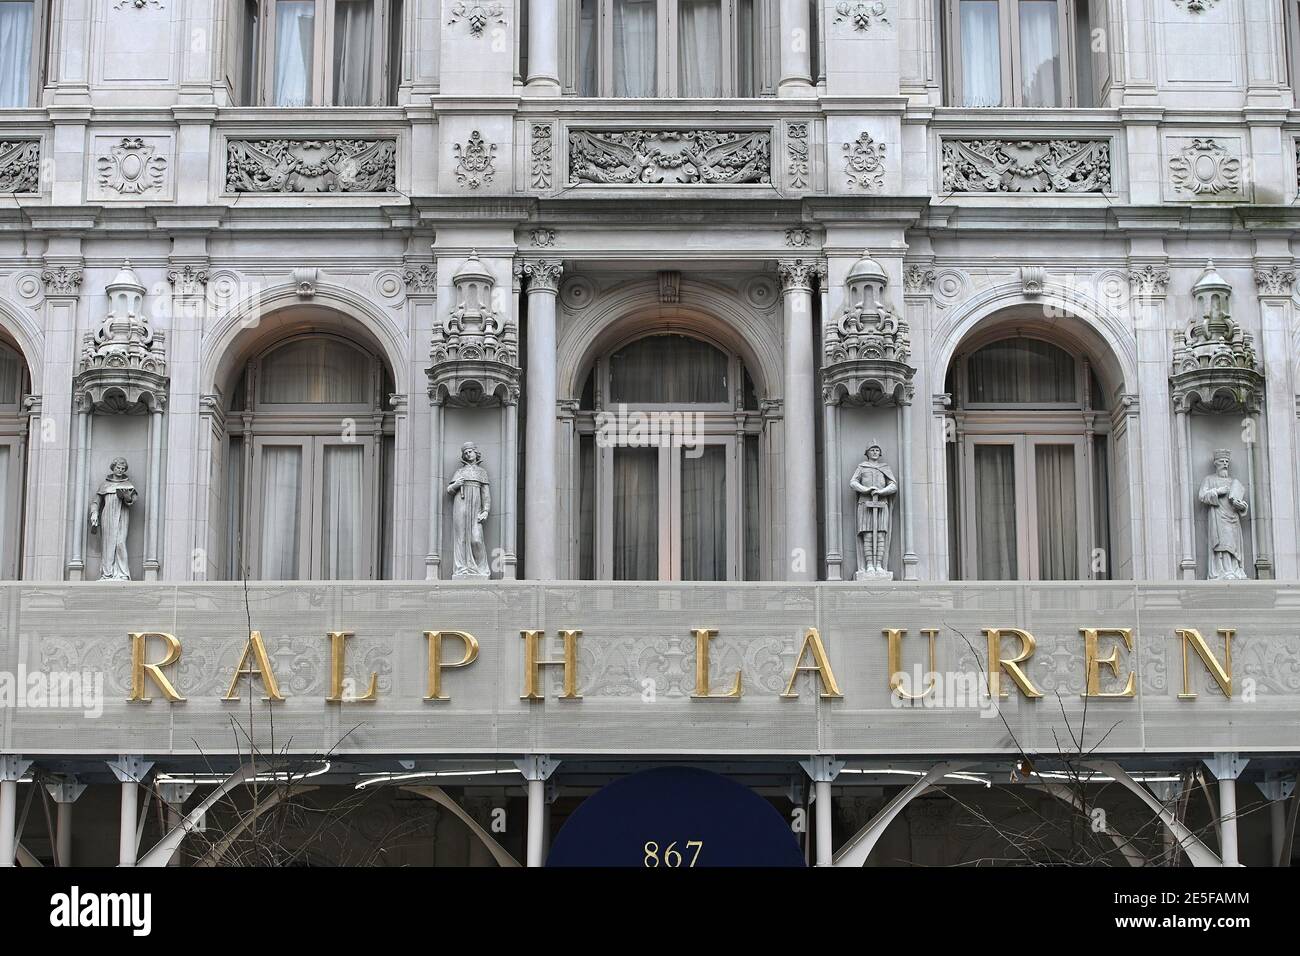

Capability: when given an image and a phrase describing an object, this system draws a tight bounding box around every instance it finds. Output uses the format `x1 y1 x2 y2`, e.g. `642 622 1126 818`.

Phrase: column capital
522 259 563 294
777 258 825 294
1254 263 1297 299
1128 263 1171 300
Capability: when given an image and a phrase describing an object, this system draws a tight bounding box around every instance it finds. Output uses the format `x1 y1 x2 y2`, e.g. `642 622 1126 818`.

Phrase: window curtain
609 335 728 404
1019 0 1061 107
1092 435 1110 580
973 444 1016 579
261 340 369 404
736 0 755 96
380 437 394 579
967 339 1075 404
0 1 33 108
1034 444 1077 579
0 446 10 575
678 0 721 97
320 444 364 579
333 0 374 106
274 0 316 107
959 0 1001 107
578 0 597 95
681 445 727 580
744 435 760 579
578 436 595 579
613 448 657 579
259 446 303 579
613 0 656 96
0 345 22 404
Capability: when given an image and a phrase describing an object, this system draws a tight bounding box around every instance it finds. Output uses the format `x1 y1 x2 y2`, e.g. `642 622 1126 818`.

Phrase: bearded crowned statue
447 441 492 579
850 441 898 581
1198 449 1249 580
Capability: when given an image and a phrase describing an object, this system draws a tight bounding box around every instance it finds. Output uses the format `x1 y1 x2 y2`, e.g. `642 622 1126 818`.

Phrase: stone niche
822 251 915 581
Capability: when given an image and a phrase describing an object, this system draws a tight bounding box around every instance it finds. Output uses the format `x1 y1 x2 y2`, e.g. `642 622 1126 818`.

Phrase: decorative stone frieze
97 138 166 195
941 139 1111 193
786 123 809 189
1170 261 1263 412
567 129 772 185
1169 138 1241 196
521 259 563 293
447 1 505 36
785 227 812 247
833 1 890 31
75 261 168 412
1172 0 1217 12
822 251 914 405
225 139 396 193
842 132 886 191
0 141 41 194
454 131 497 189
428 252 519 404
531 124 552 190
530 228 556 247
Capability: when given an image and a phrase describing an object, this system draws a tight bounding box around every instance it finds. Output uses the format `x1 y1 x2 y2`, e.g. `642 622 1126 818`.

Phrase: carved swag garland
941 139 1112 194
226 139 397 193
568 129 771 185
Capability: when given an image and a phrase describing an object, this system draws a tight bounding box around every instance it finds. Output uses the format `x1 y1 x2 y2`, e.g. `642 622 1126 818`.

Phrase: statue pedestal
854 569 894 582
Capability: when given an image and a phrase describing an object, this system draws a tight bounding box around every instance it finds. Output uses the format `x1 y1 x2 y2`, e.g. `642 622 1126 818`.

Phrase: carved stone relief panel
1167 137 1245 201
225 139 397 193
567 129 772 185
92 135 171 200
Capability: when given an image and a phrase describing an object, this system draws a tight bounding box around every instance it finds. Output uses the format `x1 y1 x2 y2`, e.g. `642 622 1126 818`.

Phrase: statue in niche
1199 449 1248 580
850 441 897 581
448 441 492 579
88 456 138 581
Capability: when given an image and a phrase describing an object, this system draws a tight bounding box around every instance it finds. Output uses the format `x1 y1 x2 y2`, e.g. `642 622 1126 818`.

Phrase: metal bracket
106 755 154 784
799 756 845 785
514 755 559 782
398 759 416 771
1203 753 1248 781
0 756 32 782
157 782 195 807
45 777 86 804
1258 772 1296 802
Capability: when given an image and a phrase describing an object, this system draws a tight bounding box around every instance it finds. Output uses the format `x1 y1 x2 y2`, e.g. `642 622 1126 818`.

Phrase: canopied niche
822 251 916 581
427 251 519 579
1169 261 1264 579
69 262 168 581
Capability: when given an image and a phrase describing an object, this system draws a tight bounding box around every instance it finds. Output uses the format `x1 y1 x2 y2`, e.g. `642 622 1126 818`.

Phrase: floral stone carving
97 138 167 195
941 139 1112 193
568 129 771 185
454 131 497 189
843 132 886 191
1169 138 1241 196
225 139 396 193
0 141 41 194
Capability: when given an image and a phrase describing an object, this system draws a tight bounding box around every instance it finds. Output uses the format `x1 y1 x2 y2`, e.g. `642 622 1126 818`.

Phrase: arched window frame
0 339 30 579
948 330 1112 583
225 332 395 581
572 330 765 581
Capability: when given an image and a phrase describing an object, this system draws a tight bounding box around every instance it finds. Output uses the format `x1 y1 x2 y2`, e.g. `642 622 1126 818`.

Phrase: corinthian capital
777 258 825 293
522 259 563 293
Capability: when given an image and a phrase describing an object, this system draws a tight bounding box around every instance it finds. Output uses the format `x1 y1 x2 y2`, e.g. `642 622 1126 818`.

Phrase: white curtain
744 435 760 579
682 445 726 580
678 0 721 97
0 2 33 108
609 335 728 404
333 0 374 106
613 448 657 579
959 0 1001 107
967 339 1075 404
0 446 10 577
1019 0 1061 107
579 436 595 578
321 444 364 579
578 0 598 95
613 0 656 97
1034 444 1077 579
0 344 22 404
736 0 755 96
259 446 303 579
274 0 316 107
973 444 1016 579
261 339 369 404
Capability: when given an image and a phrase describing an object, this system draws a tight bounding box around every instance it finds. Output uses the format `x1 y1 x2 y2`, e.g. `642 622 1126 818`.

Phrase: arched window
0 340 29 578
575 332 762 581
948 333 1111 582
225 332 394 581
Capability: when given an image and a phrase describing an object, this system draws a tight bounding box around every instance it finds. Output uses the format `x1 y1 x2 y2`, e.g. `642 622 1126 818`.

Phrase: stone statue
1198 449 1248 580
88 456 138 581
448 441 492 579
850 441 897 581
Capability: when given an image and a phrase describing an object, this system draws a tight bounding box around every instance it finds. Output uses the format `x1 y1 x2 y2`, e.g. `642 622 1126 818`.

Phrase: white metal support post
46 777 86 868
0 756 33 867
514 755 559 867
800 756 844 866
1204 753 1249 867
107 755 154 867
1258 772 1295 867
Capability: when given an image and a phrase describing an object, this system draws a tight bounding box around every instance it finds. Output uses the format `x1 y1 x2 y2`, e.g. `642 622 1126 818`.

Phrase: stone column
526 0 561 93
69 396 91 580
898 388 917 579
778 259 821 581
777 0 815 97
502 395 519 579
822 394 842 580
1174 399 1196 580
427 395 444 579
522 260 562 580
143 402 165 581
1254 264 1297 578
1129 263 1175 579
39 260 83 581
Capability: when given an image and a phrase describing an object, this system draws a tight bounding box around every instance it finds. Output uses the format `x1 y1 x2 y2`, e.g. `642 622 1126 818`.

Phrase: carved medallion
98 138 167 195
